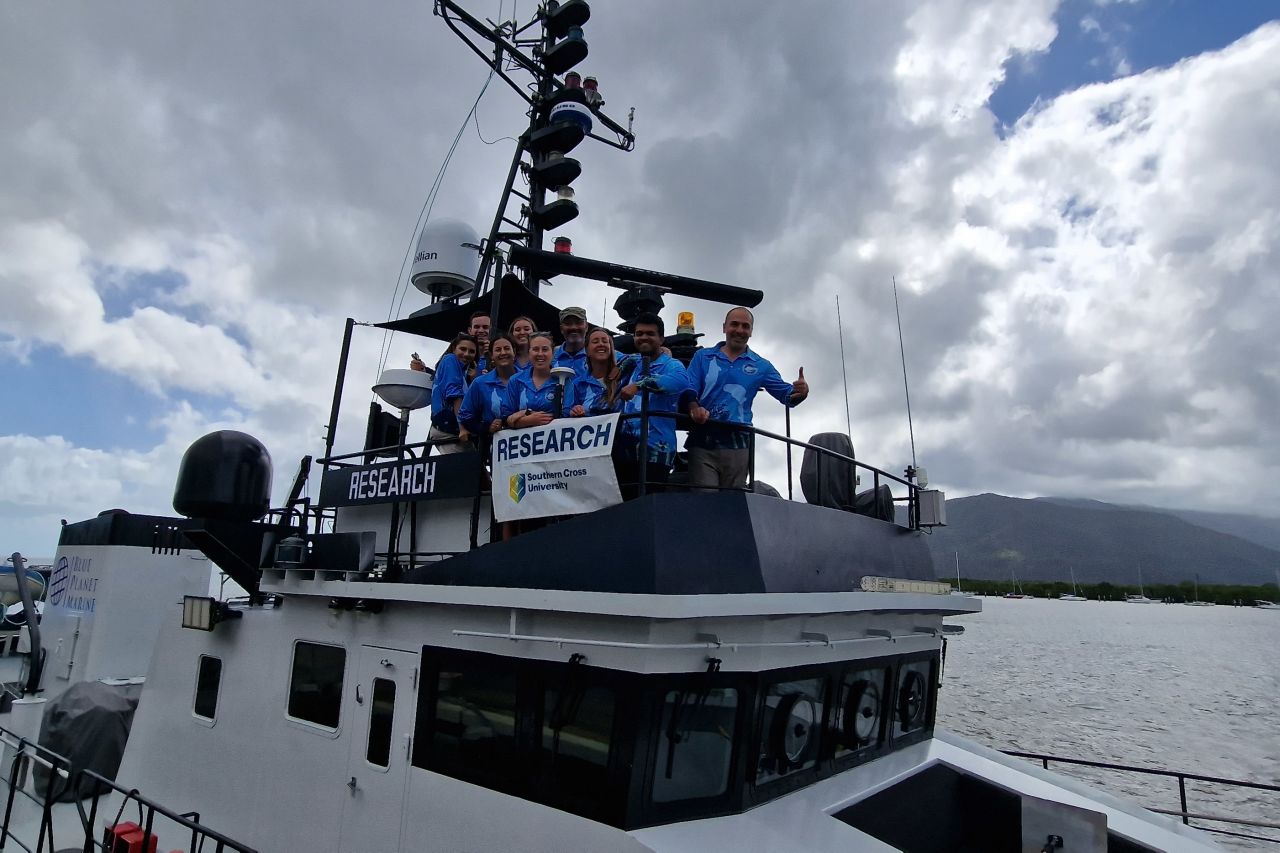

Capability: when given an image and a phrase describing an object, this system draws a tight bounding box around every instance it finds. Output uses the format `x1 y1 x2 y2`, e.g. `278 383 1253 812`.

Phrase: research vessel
0 3 1233 851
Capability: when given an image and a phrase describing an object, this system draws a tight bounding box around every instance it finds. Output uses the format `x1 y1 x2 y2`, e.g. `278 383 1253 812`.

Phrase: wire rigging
374 0 512 386
374 63 500 386
891 276 918 470
835 293 853 442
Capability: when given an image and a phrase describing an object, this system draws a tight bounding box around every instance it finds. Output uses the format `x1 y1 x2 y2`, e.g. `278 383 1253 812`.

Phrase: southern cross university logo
509 473 526 503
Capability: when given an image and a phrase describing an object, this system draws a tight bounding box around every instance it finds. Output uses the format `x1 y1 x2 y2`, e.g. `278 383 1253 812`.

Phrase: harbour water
939 596 1280 850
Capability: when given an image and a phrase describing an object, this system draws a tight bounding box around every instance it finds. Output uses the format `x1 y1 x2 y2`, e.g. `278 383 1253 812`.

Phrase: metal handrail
1004 749 1280 845
0 723 255 853
616 409 920 521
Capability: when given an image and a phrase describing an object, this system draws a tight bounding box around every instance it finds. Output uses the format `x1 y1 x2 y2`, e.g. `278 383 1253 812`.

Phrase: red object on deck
104 821 159 853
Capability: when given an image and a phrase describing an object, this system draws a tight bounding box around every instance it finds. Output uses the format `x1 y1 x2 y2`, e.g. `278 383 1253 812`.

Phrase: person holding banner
426 333 479 455
459 333 517 445
570 328 623 417
614 313 690 498
501 332 577 428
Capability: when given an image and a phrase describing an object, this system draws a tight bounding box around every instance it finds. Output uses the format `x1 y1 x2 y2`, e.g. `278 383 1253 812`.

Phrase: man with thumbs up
685 306 809 491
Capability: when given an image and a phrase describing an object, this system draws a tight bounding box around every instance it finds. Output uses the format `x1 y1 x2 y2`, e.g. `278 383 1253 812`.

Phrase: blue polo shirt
501 372 577 419
618 353 690 466
430 353 470 434
458 370 510 433
573 373 621 416
685 346 795 449
552 344 589 378
552 345 622 379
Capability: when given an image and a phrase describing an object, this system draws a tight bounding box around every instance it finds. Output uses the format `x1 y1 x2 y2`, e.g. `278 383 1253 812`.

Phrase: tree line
954 578 1279 605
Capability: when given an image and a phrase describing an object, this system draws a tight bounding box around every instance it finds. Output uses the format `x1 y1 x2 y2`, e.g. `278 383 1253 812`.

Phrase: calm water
938 596 1280 850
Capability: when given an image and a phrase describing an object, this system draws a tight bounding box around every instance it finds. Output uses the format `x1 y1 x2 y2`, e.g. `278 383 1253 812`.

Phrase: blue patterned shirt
685 346 795 449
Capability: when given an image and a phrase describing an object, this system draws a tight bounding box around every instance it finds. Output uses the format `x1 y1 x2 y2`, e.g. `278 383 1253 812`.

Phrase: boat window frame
284 639 347 737
829 661 894 767
412 645 634 827
363 676 397 771
636 670 755 826
191 654 223 726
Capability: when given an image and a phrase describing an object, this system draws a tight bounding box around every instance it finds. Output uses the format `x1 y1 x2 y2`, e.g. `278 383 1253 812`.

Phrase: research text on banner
491 414 622 522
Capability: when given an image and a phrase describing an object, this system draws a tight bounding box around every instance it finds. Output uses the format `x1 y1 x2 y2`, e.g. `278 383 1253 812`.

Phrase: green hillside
924 494 1280 587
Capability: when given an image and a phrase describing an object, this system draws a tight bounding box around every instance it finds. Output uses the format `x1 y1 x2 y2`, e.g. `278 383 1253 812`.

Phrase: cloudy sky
2 0 1278 556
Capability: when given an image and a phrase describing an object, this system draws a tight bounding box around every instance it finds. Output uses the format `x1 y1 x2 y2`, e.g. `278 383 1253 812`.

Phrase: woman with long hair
571 327 622 416
428 333 478 455
459 333 517 444
508 315 536 371
501 332 576 427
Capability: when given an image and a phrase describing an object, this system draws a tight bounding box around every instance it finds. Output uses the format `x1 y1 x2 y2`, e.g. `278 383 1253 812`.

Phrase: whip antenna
892 276 917 470
835 294 852 441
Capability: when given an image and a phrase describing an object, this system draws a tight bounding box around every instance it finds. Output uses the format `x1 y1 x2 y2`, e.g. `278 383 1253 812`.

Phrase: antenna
892 276 917 470
835 294 852 441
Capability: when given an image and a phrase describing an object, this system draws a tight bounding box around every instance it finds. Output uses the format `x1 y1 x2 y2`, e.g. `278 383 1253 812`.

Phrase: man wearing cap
686 306 809 490
552 306 591 378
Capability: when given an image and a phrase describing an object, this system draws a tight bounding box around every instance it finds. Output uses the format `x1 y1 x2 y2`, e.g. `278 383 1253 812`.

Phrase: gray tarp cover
34 680 142 802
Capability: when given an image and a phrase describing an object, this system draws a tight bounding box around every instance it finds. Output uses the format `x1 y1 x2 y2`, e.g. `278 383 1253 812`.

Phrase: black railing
616 408 921 523
306 395 925 569
0 726 255 853
1004 750 1280 846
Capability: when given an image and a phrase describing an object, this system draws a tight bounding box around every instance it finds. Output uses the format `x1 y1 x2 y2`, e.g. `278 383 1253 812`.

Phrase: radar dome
173 430 273 522
411 219 481 299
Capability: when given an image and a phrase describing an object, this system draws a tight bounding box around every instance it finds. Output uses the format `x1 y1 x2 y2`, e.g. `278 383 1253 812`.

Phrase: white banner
490 413 622 522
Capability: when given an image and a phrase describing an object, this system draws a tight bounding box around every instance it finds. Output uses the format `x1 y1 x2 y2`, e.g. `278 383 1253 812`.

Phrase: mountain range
924 494 1280 586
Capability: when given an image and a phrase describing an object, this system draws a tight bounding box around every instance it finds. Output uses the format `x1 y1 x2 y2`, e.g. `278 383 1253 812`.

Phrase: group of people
410 305 809 492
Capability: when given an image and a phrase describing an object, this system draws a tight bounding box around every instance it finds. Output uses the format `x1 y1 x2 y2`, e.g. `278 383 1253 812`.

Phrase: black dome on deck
173 430 272 522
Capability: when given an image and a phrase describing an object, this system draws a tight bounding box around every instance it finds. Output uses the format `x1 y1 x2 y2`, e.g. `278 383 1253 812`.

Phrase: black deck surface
402 491 935 594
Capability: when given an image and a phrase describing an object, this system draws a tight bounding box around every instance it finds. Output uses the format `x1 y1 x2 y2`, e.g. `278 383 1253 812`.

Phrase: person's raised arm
437 354 467 404
640 358 691 395
761 360 804 407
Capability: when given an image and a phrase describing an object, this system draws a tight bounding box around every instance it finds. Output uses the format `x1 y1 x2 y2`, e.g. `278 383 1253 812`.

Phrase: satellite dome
411 219 481 300
173 430 273 522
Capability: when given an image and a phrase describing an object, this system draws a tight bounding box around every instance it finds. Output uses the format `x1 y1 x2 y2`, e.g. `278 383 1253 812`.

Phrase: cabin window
365 677 396 768
193 655 222 721
415 648 628 826
831 666 890 758
891 660 934 738
540 683 616 810
429 664 519 790
755 677 825 785
651 687 739 803
287 642 346 729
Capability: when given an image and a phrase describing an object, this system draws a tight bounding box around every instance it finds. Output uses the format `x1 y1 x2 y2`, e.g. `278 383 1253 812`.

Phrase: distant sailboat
1125 563 1155 604
1059 567 1086 601
950 551 968 596
1004 568 1031 599
1184 573 1214 606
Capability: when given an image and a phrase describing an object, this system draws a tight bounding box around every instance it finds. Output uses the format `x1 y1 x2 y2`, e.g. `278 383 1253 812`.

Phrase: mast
433 0 637 303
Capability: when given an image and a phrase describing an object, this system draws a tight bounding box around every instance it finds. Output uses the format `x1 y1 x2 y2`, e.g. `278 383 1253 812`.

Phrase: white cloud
2 2 1280 556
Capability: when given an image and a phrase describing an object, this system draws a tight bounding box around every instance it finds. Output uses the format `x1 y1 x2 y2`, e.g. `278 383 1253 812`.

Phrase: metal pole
525 11 555 293
785 408 793 500
323 318 357 463
638 386 651 497
476 134 528 296
1179 776 1190 825
10 554 41 695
